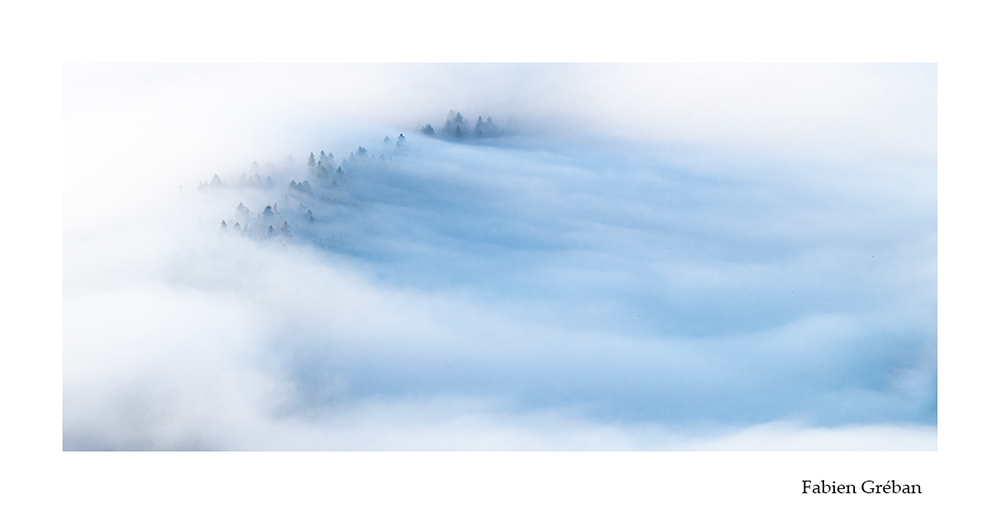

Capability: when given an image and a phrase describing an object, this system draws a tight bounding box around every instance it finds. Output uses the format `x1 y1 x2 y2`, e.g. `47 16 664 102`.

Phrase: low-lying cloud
64 64 936 450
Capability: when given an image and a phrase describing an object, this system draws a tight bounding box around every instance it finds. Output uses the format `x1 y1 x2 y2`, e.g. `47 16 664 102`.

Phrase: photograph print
63 64 936 450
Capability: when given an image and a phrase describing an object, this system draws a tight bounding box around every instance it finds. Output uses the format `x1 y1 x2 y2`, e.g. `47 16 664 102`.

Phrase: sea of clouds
63 64 936 450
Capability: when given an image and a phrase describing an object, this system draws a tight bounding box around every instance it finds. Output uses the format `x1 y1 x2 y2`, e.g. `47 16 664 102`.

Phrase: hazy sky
63 64 936 450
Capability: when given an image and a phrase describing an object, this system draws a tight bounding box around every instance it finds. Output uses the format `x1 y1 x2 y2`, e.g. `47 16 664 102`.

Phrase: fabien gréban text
802 480 922 494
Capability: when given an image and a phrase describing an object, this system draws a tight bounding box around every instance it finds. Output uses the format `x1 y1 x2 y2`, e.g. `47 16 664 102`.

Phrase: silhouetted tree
308 152 317 168
443 111 470 138
474 116 500 137
420 124 435 135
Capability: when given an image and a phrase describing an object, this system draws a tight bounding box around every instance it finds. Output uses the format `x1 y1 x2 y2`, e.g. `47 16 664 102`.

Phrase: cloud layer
64 64 936 450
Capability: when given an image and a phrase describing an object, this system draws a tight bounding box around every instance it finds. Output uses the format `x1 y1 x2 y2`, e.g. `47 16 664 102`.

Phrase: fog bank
64 64 936 450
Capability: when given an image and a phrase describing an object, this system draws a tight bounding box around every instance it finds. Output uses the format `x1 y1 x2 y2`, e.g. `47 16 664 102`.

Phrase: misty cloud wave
64 64 936 450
